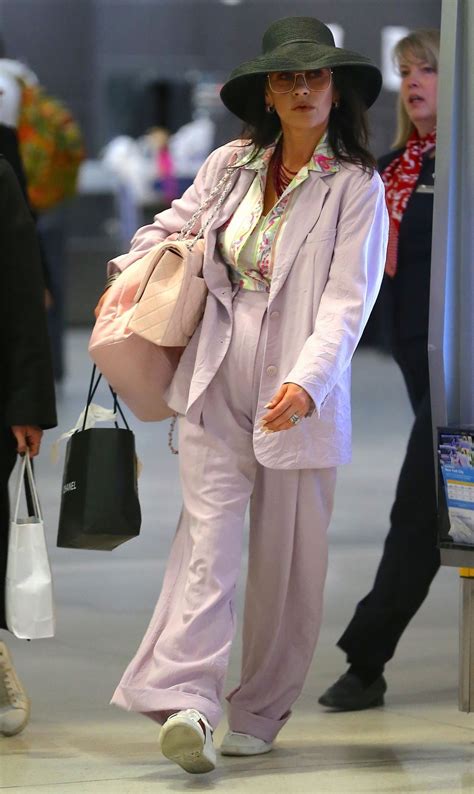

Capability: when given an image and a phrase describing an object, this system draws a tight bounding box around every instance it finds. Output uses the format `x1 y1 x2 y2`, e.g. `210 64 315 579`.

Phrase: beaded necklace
272 139 299 197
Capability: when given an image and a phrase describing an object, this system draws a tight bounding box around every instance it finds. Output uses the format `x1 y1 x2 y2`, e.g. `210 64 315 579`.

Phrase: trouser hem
226 701 290 743
336 635 388 670
111 686 222 729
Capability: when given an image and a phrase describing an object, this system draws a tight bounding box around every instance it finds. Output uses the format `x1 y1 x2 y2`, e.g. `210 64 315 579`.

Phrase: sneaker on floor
318 672 387 711
159 708 216 774
0 642 30 737
220 730 273 756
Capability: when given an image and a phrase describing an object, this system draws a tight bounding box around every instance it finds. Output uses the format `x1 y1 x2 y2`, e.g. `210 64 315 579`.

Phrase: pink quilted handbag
129 239 207 347
88 256 183 422
89 158 237 422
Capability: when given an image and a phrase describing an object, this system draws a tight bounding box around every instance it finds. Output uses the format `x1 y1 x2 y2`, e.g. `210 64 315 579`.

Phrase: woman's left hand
260 383 313 433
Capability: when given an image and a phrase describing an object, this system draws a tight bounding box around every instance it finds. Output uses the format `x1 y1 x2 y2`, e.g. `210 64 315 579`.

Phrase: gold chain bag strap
128 159 238 348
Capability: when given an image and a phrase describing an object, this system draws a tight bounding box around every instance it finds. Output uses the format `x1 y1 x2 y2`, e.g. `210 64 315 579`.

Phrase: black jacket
379 148 435 344
0 123 51 291
0 156 57 429
0 123 28 197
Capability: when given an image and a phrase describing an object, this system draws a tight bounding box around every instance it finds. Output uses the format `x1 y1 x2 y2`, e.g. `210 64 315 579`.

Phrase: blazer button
270 311 280 320
266 365 277 377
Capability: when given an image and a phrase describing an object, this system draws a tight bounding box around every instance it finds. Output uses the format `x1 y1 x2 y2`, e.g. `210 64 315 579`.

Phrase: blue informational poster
438 430 474 545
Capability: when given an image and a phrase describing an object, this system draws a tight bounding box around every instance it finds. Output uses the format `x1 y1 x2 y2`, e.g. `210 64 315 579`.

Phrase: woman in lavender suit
104 17 388 774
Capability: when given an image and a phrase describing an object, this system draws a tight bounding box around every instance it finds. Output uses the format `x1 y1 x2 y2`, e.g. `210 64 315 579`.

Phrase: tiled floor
1 331 473 793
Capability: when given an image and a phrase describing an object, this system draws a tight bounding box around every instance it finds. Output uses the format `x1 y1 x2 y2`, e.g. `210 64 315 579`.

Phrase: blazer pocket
182 275 208 339
306 227 338 243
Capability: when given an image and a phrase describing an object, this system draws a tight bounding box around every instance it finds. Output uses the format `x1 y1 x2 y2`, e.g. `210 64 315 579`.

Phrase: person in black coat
0 122 53 301
319 29 440 710
0 155 57 735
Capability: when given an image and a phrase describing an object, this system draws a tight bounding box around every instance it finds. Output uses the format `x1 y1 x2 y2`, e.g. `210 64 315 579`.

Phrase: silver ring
289 413 301 425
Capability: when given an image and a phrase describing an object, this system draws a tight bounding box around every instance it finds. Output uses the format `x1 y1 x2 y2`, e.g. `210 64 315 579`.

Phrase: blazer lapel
269 172 331 304
202 165 332 303
203 166 255 296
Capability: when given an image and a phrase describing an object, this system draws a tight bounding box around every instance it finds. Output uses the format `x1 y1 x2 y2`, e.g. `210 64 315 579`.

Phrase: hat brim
220 42 382 120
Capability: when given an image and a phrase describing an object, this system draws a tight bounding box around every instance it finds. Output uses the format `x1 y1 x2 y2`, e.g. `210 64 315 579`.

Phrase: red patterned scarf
381 128 436 276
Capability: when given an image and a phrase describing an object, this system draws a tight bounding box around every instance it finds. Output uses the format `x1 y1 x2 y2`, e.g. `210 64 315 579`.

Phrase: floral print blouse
217 134 339 292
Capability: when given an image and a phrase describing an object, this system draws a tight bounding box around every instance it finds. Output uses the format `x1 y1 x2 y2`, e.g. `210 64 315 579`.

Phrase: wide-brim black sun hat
220 16 382 121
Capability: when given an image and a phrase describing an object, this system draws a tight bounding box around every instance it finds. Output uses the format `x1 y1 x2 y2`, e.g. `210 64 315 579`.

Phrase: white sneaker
160 708 216 774
220 730 273 756
0 642 30 737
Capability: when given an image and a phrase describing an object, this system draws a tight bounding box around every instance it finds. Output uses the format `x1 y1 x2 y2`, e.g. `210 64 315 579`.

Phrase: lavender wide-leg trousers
112 290 337 743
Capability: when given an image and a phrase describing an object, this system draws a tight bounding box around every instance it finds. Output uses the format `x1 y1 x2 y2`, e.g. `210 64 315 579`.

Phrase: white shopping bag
5 455 55 639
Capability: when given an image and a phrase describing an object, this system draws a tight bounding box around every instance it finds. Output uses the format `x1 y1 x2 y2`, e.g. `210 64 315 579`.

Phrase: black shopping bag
57 367 141 551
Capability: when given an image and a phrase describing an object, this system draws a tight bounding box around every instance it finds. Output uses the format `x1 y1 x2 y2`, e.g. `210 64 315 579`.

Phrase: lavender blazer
110 141 388 469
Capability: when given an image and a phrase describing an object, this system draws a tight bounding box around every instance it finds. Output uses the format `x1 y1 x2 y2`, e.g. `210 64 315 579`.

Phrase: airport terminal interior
1 0 473 791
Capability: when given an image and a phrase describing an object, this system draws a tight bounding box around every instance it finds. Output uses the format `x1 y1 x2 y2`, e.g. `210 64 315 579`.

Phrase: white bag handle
12 455 43 524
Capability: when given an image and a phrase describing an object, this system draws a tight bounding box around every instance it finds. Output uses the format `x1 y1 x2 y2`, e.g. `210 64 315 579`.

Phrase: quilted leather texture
129 240 207 347
89 253 182 422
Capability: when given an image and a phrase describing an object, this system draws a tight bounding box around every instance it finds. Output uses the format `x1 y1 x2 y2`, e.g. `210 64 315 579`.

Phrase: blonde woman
320 29 439 712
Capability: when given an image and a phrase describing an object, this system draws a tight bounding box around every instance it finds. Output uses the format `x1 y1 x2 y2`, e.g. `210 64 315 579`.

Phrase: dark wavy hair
239 69 376 174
